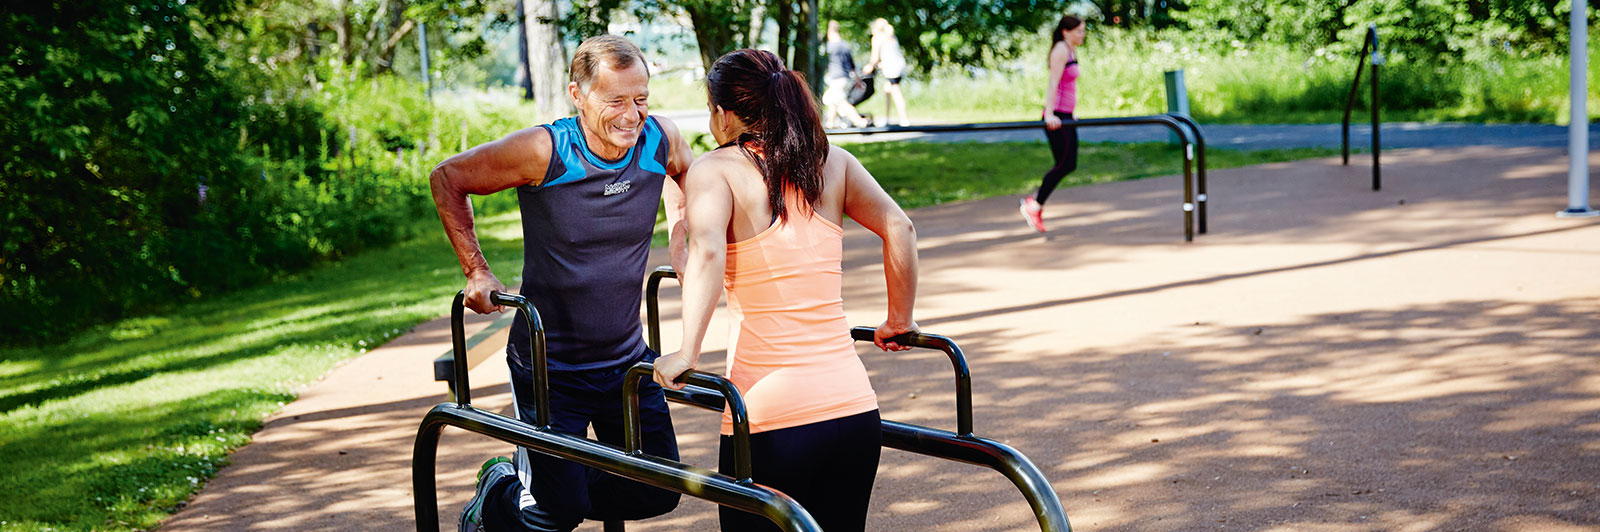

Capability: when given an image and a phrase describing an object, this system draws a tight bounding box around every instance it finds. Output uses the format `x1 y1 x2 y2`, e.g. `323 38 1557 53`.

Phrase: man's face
570 60 650 159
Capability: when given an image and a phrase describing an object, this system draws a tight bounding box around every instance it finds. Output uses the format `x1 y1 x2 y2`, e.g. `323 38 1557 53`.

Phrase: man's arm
429 126 552 314
654 116 696 274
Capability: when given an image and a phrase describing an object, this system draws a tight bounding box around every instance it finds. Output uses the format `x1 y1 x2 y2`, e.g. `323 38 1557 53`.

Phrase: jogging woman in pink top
1020 15 1087 233
653 48 919 532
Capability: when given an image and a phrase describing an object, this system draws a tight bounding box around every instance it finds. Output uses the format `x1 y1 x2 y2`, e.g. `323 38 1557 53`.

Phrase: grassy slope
0 211 524 532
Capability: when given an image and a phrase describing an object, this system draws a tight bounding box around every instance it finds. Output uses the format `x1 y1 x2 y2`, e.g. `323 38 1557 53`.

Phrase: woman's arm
654 155 735 389
1043 43 1069 130
836 147 919 351
864 36 882 75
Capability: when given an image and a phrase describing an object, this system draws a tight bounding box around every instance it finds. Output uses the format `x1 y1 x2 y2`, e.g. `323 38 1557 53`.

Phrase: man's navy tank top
506 115 668 373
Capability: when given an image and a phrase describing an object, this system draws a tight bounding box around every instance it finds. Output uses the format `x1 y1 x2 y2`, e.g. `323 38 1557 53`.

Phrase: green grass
0 212 525 532
0 139 1331 531
847 140 1340 210
874 29 1600 126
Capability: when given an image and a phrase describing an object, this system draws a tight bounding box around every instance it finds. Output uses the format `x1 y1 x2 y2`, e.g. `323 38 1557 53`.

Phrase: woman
862 18 910 127
652 48 919 532
1020 15 1086 233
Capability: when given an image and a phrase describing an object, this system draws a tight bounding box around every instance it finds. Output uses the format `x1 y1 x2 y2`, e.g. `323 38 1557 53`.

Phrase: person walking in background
1020 15 1086 233
821 20 870 129
431 35 695 532
862 18 910 127
653 48 919 532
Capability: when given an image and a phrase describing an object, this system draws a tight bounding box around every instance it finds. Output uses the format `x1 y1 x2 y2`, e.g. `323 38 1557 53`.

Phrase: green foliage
1174 0 1586 62
896 26 1599 125
823 0 1073 70
0 2 532 345
0 212 525 532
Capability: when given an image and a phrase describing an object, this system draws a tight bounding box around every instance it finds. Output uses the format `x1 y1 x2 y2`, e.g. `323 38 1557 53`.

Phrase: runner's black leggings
1036 111 1079 204
718 409 881 532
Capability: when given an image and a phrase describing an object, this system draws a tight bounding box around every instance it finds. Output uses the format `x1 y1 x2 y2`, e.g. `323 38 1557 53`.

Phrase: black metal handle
645 266 677 353
449 291 548 427
1341 24 1381 190
823 114 1203 241
849 327 975 437
622 362 754 482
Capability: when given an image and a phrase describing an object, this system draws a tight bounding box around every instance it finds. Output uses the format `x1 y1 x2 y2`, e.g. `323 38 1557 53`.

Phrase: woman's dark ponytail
706 49 830 222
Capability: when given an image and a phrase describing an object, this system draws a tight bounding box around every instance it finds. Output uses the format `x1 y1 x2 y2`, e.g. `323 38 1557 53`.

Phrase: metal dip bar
826 114 1208 241
413 290 822 532
645 267 1072 531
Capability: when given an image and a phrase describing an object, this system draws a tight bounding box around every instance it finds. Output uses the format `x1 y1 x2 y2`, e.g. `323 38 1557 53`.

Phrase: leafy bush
0 3 535 345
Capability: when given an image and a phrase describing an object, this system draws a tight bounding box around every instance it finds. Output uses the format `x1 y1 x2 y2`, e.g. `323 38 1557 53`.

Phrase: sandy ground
159 146 1600 532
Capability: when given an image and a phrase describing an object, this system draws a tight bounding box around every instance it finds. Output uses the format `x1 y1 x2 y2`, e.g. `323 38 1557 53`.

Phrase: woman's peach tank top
719 192 878 435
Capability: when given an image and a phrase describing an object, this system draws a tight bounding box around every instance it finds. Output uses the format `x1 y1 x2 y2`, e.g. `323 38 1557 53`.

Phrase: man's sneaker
460 456 514 532
1019 196 1046 233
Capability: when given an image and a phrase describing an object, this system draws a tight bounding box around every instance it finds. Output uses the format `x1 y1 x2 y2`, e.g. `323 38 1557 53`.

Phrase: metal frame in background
1342 24 1382 191
826 114 1209 240
413 291 823 532
645 267 1072 532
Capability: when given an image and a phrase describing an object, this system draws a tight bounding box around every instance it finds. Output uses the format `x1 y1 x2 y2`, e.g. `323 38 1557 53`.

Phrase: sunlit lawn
0 140 1335 531
0 212 525 531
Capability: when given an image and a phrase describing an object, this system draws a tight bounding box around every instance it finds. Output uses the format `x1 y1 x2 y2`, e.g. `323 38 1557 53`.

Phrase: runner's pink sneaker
1019 196 1046 233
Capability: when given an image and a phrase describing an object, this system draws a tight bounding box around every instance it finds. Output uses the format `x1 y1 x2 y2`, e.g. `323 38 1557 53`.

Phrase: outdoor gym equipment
413 291 822 532
826 114 1209 241
645 266 1072 532
1341 23 1382 191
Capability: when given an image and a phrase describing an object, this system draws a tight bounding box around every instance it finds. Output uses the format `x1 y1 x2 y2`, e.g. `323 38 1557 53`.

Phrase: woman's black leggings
718 409 881 532
1036 111 1079 205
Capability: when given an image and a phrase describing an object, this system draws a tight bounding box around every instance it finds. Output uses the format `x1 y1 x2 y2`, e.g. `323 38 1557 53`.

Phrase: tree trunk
776 0 792 65
517 0 534 100
335 0 351 66
685 2 738 75
792 0 819 93
381 0 406 67
746 1 765 50
526 0 571 120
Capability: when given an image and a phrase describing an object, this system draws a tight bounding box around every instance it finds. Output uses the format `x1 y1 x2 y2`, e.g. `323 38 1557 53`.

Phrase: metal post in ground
1369 24 1381 191
418 22 431 100
1559 0 1597 218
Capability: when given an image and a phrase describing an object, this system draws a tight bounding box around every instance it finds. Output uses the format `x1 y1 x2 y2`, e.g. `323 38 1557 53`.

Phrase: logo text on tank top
603 180 632 196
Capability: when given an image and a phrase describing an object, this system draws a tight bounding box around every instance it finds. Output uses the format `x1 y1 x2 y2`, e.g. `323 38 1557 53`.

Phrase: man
429 35 694 532
821 20 869 129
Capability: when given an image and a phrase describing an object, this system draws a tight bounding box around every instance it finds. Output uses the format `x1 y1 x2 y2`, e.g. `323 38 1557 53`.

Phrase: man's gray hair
570 35 649 93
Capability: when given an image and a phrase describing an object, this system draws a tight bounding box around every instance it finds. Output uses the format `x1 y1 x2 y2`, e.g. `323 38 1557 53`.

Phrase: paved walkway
160 146 1600 531
655 110 1600 150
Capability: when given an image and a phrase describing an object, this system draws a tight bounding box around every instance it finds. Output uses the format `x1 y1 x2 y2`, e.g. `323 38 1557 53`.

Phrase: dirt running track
159 146 1600 532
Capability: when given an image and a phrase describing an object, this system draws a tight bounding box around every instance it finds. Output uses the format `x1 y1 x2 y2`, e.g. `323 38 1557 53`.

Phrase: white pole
1560 0 1598 217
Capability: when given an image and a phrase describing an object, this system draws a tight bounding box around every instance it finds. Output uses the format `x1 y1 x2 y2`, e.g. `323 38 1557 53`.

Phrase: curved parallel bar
489 291 549 427
646 266 676 353
880 420 1071 532
826 115 1199 241
640 267 1071 531
848 327 973 437
450 292 470 405
412 404 820 532
622 362 754 482
1342 25 1381 190
1165 113 1208 234
420 290 819 532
